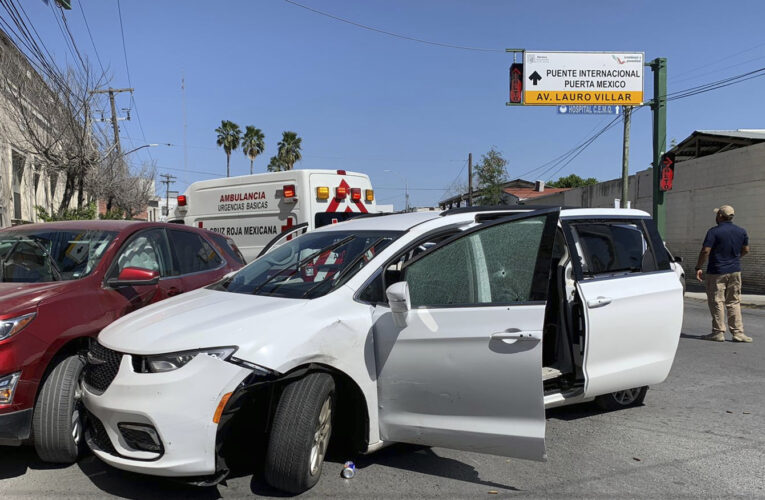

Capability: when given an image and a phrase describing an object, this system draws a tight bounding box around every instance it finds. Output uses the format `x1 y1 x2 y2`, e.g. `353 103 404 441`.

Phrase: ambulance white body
174 170 376 262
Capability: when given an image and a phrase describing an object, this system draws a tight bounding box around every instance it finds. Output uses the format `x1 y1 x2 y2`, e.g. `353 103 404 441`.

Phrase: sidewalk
686 291 765 307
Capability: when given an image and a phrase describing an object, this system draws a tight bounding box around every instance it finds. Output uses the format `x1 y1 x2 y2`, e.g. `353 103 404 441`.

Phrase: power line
283 0 503 53
115 0 154 164
78 1 105 75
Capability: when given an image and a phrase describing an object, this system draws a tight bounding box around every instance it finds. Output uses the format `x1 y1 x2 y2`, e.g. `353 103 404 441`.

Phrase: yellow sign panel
525 90 643 106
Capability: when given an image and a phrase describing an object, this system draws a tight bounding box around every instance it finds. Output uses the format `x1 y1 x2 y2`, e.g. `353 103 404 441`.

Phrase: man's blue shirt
703 221 749 274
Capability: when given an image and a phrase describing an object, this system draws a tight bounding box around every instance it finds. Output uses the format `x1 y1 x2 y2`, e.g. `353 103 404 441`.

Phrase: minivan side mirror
386 281 410 328
108 267 160 287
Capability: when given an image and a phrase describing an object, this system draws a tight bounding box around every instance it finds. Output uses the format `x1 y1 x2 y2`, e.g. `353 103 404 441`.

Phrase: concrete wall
526 141 765 293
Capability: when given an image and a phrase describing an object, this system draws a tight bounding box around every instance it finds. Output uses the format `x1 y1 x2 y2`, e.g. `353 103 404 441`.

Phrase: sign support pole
621 106 632 208
649 58 667 237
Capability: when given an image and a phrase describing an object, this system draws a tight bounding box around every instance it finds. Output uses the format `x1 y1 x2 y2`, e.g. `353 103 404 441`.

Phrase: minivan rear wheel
32 355 87 463
264 372 335 494
595 386 648 411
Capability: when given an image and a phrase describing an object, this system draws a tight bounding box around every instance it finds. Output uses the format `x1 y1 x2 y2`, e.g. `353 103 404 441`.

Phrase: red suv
0 220 244 462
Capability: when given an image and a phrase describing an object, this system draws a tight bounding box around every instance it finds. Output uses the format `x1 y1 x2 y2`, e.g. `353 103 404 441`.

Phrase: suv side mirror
674 255 683 263
386 281 410 328
108 267 160 287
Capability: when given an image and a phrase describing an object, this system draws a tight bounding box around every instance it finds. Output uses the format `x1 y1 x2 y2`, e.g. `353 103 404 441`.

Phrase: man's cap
714 205 735 217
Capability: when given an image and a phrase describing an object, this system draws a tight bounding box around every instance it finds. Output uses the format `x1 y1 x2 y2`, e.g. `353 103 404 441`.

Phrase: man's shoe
702 332 725 342
732 334 753 343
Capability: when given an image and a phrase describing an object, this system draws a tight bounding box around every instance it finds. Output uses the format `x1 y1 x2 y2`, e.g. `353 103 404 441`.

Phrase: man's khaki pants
705 272 744 335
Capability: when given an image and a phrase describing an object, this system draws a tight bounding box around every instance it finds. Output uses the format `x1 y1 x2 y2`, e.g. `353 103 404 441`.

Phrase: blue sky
14 0 765 209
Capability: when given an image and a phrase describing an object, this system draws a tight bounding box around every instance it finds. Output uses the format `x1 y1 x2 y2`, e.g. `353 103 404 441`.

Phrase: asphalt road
1 299 763 498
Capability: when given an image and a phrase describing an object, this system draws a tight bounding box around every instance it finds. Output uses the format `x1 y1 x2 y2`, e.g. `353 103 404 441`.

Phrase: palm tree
267 155 285 172
241 126 265 174
277 131 302 171
215 120 242 177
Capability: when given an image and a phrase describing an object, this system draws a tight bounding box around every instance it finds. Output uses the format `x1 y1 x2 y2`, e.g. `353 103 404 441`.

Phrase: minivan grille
83 342 122 394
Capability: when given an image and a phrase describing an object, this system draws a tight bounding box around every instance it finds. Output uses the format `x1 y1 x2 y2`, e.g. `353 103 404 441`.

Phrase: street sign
509 63 523 104
557 105 621 115
659 152 675 191
523 52 644 106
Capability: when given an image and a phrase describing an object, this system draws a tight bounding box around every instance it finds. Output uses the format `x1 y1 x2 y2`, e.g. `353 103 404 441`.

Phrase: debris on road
341 461 356 479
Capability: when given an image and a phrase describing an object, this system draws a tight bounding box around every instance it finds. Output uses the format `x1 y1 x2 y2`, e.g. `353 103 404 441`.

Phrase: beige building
0 29 70 228
524 130 765 293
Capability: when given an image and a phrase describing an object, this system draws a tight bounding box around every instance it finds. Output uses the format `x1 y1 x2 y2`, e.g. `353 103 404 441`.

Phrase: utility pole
159 173 177 220
649 58 668 237
90 88 133 212
468 152 473 207
620 106 632 208
90 88 133 157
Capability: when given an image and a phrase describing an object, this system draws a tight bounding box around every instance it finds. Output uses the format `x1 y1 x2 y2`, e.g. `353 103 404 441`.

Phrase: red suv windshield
0 229 117 282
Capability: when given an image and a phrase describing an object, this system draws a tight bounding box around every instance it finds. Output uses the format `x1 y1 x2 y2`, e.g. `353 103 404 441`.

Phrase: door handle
491 330 542 342
586 296 612 308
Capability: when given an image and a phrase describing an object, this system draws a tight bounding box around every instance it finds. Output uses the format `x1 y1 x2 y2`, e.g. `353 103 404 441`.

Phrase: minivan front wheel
32 355 87 463
595 386 648 411
264 372 336 494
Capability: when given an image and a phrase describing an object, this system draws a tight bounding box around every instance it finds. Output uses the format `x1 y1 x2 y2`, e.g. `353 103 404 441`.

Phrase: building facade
0 29 70 227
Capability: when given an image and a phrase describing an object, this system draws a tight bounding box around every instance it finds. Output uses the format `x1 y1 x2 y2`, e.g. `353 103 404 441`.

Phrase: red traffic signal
509 63 523 104
659 152 675 191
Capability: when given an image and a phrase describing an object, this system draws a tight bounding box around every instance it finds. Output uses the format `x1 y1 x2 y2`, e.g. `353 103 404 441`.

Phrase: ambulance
173 170 377 262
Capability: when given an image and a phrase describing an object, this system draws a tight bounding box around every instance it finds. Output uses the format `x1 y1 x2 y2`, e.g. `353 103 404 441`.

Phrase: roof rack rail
439 205 564 216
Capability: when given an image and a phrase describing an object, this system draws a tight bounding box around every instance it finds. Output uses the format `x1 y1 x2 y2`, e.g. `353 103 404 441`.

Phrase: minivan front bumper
82 351 250 477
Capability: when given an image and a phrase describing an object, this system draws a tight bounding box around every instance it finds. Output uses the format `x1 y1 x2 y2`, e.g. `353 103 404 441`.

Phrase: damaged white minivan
81 207 683 493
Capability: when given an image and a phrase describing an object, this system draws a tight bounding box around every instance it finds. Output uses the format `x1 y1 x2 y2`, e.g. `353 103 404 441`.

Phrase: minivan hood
0 281 69 316
98 288 310 355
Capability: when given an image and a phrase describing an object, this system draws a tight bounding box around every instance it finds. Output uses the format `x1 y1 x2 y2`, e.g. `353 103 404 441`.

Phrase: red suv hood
0 282 69 317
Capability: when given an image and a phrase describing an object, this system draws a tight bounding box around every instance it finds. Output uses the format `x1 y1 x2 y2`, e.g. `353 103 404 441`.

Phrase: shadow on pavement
340 444 517 492
0 445 70 480
76 455 221 500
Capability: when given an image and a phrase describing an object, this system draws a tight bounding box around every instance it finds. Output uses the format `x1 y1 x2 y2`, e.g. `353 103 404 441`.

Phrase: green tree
547 174 599 188
277 131 302 170
267 155 286 172
474 148 508 205
215 120 242 177
242 126 265 174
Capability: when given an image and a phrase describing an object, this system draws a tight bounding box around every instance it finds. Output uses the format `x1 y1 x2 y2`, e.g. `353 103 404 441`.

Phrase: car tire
32 355 87 463
595 386 648 411
264 372 335 494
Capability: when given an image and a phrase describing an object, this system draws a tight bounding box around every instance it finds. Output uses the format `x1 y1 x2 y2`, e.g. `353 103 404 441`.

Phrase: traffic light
509 63 523 104
659 152 675 191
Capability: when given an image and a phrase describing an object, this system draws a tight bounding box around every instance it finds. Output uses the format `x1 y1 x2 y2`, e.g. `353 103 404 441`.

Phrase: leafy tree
547 174 598 188
474 148 508 205
215 120 242 177
267 155 286 172
277 131 302 170
35 203 97 222
242 126 265 174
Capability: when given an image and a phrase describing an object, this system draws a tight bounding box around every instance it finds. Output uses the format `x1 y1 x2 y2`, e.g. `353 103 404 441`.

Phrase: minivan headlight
135 347 238 373
0 313 36 341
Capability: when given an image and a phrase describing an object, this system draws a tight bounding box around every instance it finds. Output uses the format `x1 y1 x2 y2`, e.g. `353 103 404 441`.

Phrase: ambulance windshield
221 230 401 299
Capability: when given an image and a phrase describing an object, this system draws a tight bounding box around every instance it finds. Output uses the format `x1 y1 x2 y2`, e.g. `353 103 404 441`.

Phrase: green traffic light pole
648 57 667 238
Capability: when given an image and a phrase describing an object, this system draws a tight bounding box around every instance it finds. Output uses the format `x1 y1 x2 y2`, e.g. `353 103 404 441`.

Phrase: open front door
374 209 559 460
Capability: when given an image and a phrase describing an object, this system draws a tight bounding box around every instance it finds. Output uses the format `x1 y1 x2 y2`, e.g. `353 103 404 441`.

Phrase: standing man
695 205 751 342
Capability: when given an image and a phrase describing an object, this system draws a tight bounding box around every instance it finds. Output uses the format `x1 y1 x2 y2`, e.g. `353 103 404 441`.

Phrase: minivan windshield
222 230 401 299
0 229 116 283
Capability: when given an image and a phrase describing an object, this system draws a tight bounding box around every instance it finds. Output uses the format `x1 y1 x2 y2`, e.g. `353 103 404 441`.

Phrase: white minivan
81 207 683 493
